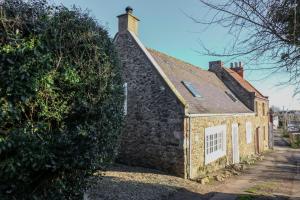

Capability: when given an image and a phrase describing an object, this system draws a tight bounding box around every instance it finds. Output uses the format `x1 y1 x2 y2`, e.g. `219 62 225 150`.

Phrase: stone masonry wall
255 98 270 151
114 32 186 177
189 114 268 179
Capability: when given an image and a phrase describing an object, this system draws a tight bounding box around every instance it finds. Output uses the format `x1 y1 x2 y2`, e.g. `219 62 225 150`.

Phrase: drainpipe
188 116 192 179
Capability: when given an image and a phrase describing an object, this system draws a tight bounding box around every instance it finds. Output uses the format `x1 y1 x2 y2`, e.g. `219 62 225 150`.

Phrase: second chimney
230 62 244 78
117 6 140 36
209 60 224 71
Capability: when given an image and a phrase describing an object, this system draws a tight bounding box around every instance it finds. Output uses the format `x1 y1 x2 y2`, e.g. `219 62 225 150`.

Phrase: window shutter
246 122 252 144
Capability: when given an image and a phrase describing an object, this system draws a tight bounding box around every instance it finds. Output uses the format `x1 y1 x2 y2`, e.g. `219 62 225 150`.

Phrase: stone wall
114 31 186 177
188 114 268 179
254 98 270 152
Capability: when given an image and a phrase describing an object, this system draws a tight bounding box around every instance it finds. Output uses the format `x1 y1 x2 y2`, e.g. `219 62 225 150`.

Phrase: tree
193 0 300 92
271 105 281 112
0 0 123 199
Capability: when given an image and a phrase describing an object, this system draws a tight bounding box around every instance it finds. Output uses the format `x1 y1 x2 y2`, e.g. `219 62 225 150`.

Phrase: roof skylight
182 81 202 98
225 91 237 102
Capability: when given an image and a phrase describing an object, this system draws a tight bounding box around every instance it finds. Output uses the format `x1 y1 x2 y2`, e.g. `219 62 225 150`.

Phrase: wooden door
255 127 260 154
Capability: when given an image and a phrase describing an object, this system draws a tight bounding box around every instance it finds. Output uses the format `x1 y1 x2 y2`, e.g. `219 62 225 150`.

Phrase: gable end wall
114 32 186 177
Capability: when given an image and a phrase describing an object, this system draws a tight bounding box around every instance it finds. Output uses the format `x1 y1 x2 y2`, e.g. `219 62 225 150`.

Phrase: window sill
205 150 226 165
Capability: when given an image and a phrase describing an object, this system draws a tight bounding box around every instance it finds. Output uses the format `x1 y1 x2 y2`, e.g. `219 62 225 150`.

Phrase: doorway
255 127 260 154
232 123 240 164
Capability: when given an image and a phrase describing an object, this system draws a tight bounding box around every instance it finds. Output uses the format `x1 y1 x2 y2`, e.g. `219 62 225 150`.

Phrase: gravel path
86 165 214 200
86 130 300 200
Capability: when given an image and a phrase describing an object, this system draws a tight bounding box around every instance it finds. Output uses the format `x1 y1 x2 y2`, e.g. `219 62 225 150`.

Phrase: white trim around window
205 125 227 165
246 122 252 144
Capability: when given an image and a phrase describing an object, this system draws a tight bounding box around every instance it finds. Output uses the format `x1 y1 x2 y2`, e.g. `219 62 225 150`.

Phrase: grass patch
279 129 289 138
238 194 255 200
291 141 300 148
282 134 289 138
244 182 278 196
290 135 300 148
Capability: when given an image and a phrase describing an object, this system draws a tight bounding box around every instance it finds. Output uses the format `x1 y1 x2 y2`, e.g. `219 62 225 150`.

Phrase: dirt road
88 130 300 200
169 130 300 200
206 130 300 200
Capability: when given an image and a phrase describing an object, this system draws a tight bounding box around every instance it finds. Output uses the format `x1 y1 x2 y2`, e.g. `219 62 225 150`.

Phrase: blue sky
51 0 300 110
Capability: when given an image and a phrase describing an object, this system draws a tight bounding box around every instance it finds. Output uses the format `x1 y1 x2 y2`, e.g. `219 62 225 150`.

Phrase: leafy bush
0 0 123 199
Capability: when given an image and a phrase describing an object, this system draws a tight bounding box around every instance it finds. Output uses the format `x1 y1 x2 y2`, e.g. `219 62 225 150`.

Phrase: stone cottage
114 7 269 179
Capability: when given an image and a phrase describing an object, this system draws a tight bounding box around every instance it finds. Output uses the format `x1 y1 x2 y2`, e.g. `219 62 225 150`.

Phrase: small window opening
225 91 237 102
182 81 202 98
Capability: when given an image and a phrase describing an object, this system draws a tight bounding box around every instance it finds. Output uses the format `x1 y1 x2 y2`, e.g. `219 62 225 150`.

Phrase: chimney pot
230 61 244 78
125 6 133 14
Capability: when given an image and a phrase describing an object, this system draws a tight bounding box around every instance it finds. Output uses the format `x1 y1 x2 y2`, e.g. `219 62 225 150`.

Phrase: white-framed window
246 122 252 144
205 125 226 165
123 83 128 115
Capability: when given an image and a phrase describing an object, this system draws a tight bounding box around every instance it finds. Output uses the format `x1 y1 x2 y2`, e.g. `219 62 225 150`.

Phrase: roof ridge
146 48 206 72
225 67 267 99
147 48 236 92
147 47 253 114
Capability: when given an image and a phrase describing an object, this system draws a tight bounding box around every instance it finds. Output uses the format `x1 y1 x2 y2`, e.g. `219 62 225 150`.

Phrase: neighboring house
114 7 269 179
208 61 270 154
277 110 300 129
273 116 279 130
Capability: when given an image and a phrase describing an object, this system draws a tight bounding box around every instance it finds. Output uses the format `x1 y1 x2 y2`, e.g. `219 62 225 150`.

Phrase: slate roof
147 48 253 114
223 67 267 99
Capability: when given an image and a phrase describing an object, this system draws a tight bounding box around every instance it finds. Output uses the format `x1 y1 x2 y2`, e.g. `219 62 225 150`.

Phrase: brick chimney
230 62 244 78
209 60 224 71
117 6 140 36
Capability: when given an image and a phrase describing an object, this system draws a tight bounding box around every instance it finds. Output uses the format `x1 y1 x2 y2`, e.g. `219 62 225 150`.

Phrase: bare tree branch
192 0 300 93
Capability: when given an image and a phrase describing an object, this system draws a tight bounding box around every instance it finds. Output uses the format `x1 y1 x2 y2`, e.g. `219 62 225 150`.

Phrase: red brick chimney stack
230 61 244 78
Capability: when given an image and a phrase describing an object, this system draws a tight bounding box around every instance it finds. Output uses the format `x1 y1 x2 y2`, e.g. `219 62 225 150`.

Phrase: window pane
205 125 226 164
182 81 202 97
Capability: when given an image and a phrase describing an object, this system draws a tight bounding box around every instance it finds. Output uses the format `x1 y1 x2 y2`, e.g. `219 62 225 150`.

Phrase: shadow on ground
87 131 299 200
86 175 290 200
104 163 170 176
167 188 290 200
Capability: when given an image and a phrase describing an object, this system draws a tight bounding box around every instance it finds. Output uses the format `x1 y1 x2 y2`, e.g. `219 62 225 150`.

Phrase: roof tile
147 48 253 114
223 67 267 99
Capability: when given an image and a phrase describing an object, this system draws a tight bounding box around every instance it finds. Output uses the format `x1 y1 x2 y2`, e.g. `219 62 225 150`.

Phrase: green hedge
0 0 123 199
